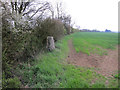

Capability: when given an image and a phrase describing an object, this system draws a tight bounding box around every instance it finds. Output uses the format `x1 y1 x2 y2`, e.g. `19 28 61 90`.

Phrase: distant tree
60 14 72 34
105 29 111 32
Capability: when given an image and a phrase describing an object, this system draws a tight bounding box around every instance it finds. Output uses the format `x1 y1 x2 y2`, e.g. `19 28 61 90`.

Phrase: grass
15 32 118 88
72 32 118 55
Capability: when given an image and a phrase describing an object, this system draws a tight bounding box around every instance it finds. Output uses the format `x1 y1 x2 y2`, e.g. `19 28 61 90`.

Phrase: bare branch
30 2 50 19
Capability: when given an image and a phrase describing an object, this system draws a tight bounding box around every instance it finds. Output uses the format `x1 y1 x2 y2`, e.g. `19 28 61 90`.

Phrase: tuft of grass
114 73 120 79
107 78 118 88
91 82 106 88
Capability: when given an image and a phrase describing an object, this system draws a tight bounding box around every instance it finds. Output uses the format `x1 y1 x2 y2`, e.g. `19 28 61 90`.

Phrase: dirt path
67 39 118 77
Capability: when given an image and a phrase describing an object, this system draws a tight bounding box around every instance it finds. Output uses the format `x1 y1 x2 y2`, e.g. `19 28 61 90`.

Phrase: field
67 32 119 85
16 32 119 88
72 32 118 55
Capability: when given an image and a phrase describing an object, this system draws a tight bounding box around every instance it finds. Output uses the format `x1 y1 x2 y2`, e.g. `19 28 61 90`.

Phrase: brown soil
67 39 118 77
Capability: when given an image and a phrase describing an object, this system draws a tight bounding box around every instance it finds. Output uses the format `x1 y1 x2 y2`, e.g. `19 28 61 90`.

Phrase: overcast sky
47 0 119 32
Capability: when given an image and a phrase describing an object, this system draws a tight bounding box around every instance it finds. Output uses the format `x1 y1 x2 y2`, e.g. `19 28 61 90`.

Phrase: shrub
2 71 21 88
64 23 71 35
35 18 64 44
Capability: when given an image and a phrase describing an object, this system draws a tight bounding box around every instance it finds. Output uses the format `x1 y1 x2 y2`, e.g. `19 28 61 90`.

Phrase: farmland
72 32 118 55
16 32 119 88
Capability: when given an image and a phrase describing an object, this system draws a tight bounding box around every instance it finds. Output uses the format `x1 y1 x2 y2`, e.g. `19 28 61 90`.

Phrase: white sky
47 0 119 31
